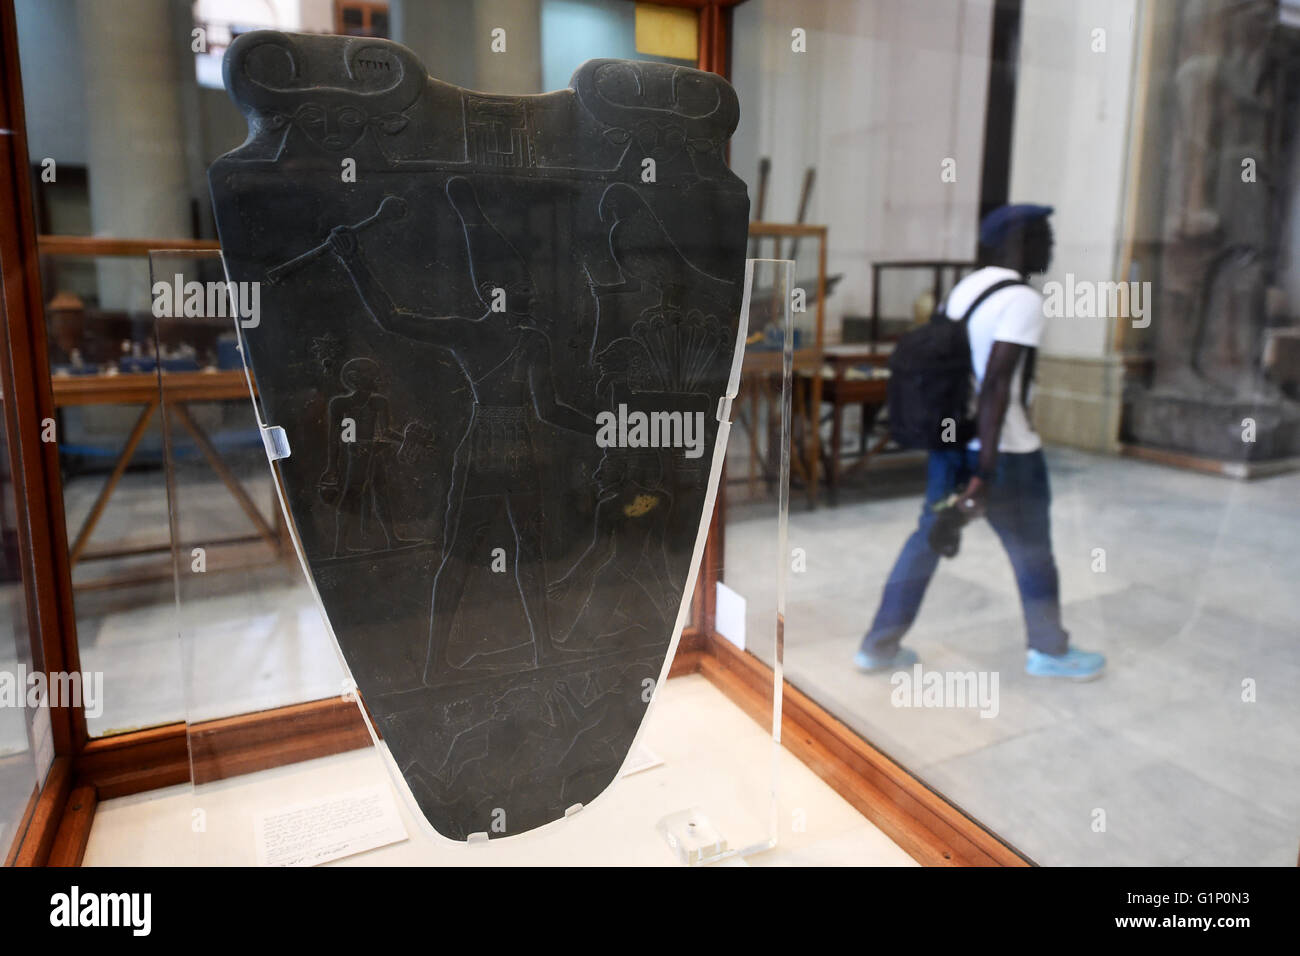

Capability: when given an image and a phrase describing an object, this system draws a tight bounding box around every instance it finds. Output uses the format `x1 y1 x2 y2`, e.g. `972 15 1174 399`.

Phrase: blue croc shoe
854 646 919 673
1026 648 1106 681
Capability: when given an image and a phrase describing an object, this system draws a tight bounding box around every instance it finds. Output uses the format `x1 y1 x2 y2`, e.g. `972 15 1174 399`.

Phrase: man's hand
956 476 988 520
328 225 359 261
547 572 578 602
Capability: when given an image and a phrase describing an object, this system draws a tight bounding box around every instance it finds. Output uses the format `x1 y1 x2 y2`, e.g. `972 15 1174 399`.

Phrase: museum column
392 0 542 95
472 0 542 94
76 0 190 311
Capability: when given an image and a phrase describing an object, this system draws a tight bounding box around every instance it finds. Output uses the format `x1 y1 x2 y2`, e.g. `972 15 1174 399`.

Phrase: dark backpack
886 278 1026 451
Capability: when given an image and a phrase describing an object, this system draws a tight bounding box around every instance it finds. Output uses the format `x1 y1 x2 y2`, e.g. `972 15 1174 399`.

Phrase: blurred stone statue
1132 0 1300 460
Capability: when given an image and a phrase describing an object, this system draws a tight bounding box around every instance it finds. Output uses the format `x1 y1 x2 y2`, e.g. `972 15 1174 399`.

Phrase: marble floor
62 465 345 737
83 674 916 867
723 446 1300 866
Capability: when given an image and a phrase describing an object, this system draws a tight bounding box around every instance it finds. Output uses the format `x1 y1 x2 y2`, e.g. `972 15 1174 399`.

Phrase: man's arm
328 227 478 346
525 334 597 435
548 497 617 599
960 340 1028 510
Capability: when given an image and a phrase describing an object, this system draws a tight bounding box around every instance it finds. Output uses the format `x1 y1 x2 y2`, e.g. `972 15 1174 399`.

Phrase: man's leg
424 495 494 682
858 450 965 660
506 492 567 665
981 450 1070 655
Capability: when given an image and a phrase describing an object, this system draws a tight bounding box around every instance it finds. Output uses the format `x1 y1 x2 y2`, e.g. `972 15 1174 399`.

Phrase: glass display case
1 0 1296 877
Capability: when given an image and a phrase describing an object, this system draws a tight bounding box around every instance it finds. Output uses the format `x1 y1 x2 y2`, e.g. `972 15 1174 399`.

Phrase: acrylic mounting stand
656 257 793 865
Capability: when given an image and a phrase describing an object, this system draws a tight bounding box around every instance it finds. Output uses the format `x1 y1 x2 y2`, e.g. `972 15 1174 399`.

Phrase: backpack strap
949 276 1036 406
955 277 1026 325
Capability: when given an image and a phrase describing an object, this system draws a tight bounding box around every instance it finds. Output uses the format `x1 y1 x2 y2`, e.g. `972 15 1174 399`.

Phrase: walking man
856 204 1106 680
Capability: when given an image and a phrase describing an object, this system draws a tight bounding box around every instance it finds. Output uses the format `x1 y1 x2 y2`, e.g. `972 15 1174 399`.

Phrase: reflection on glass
725 0 1300 865
14 0 705 739
0 414 40 861
151 253 346 743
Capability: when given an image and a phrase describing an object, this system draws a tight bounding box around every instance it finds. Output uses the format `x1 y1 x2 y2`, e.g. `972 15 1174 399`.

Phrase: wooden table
51 370 284 586
737 348 823 506
810 346 893 502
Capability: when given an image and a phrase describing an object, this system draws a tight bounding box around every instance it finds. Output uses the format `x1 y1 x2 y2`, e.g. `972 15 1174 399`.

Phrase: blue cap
979 204 1054 248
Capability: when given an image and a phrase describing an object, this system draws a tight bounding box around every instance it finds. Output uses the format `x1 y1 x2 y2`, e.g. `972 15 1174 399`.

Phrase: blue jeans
862 449 1069 655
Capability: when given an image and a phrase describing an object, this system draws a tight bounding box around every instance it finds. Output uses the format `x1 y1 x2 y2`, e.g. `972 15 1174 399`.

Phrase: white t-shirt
943 266 1045 453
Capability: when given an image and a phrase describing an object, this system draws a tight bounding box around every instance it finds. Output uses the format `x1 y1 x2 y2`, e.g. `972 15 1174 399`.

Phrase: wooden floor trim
667 627 706 678
697 632 1030 867
188 697 372 785
47 785 96 867
1120 442 1300 479
73 696 374 800
14 697 376 867
75 722 190 801
10 756 72 867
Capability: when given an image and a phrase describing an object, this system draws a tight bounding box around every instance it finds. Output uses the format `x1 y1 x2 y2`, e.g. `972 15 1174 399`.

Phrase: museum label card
254 785 408 867
715 581 746 651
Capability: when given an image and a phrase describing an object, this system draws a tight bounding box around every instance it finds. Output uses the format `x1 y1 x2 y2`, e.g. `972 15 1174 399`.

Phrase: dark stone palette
210 31 748 840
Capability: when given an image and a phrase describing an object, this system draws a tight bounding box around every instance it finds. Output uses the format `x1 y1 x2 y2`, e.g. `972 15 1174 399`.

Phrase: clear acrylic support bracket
657 257 793 865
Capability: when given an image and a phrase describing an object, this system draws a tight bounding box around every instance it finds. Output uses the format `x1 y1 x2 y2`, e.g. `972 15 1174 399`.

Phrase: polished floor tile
724 446 1300 866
